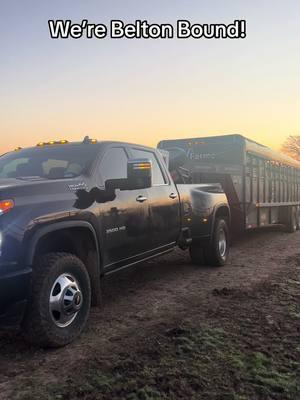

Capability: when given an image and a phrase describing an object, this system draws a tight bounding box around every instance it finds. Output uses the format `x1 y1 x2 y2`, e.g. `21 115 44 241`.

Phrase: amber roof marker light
36 140 69 147
0 200 15 215
83 136 98 144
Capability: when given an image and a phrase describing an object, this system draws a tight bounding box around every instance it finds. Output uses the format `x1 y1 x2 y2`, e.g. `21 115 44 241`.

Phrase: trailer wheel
287 207 297 233
23 252 91 348
203 218 230 266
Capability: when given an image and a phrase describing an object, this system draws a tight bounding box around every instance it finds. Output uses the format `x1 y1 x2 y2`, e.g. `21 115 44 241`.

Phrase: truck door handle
136 195 148 203
169 193 178 199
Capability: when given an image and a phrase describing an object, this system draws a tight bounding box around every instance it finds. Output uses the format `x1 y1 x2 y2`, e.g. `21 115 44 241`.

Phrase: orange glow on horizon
0 126 291 155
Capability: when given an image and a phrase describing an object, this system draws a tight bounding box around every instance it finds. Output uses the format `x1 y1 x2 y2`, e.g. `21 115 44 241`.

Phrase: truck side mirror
127 158 152 189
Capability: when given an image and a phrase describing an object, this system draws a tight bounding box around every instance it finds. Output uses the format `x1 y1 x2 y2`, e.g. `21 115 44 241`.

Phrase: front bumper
0 263 32 326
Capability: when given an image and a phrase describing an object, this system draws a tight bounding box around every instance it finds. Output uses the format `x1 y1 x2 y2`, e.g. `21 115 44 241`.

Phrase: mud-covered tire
286 207 297 233
203 218 230 266
23 252 91 348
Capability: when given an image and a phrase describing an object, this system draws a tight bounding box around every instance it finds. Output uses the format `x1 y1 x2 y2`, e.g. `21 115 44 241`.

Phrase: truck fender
210 203 231 237
25 220 102 306
26 220 101 272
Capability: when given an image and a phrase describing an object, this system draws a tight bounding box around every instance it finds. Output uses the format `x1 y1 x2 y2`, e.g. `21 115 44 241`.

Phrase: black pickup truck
0 137 230 347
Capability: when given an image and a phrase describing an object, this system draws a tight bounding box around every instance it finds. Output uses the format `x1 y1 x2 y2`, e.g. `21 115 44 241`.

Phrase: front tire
23 252 91 348
203 218 230 266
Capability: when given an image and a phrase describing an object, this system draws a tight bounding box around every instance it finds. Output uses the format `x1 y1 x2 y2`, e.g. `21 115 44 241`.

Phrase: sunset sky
0 0 299 154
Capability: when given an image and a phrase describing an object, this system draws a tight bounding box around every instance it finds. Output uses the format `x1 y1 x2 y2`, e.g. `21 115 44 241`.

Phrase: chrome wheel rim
218 229 227 258
49 273 83 328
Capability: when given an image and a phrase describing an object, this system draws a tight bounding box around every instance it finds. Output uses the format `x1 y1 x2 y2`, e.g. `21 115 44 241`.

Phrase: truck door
97 146 151 269
129 147 181 250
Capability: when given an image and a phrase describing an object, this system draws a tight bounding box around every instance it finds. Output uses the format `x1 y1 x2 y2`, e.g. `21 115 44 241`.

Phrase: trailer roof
241 135 300 169
159 134 300 169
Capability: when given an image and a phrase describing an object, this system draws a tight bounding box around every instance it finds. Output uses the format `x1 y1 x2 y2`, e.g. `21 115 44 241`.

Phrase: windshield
0 145 100 179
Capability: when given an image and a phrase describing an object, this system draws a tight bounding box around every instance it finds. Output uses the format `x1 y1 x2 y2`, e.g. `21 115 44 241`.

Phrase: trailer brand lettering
187 151 216 160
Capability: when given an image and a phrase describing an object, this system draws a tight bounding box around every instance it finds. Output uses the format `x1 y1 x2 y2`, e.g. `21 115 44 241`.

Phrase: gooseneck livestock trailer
158 134 300 233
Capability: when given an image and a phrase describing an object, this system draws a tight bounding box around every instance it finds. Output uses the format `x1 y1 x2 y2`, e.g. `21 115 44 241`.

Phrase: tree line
282 136 300 161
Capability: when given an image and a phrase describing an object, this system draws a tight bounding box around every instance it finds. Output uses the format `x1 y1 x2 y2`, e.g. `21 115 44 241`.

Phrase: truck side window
131 148 166 186
100 147 128 183
0 158 29 177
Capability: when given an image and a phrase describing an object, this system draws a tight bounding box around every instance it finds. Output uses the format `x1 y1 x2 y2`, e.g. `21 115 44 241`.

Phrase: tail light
0 200 14 215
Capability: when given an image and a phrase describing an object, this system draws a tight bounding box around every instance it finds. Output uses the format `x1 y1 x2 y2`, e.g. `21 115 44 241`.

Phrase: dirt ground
0 228 299 400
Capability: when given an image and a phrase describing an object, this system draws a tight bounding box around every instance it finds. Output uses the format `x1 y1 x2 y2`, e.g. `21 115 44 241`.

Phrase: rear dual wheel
190 218 230 267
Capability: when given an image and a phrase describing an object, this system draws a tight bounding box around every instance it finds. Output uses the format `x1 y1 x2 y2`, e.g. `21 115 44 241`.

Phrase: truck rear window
0 145 99 179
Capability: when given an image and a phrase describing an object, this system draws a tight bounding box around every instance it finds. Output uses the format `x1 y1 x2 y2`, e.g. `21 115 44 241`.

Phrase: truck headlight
0 200 14 215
